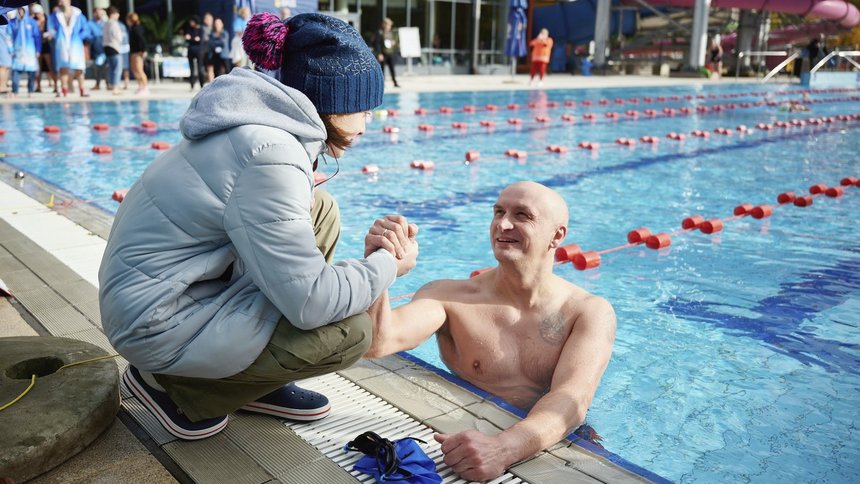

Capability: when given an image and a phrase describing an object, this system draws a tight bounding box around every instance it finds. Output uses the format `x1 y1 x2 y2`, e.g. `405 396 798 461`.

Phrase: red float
627 228 652 243
825 186 845 197
794 196 814 207
362 164 379 174
92 145 113 154
439 106 453 114
463 105 477 113
418 124 434 131
151 141 171 150
840 177 857 186
535 116 550 123
112 189 129 202
564 100 576 107
387 109 398 116
470 267 492 278
777 192 796 204
93 123 110 131
479 120 496 127
507 118 523 125
573 251 601 271
383 126 400 133
554 243 583 262
700 219 723 234
604 112 619 119
140 120 157 129
44 125 61 133
414 108 427 115
485 104 499 111
640 136 659 144
452 122 468 129
681 215 704 229
410 160 435 170
809 183 827 194
561 114 576 122
583 113 596 120
751 205 773 219
508 103 520 110
645 233 672 250
465 150 480 162
733 203 755 216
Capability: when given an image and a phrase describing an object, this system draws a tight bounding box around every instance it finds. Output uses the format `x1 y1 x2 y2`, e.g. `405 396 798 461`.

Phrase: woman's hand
364 215 414 258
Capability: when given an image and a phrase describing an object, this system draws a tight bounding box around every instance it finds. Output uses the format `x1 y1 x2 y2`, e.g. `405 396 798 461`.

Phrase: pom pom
243 13 288 70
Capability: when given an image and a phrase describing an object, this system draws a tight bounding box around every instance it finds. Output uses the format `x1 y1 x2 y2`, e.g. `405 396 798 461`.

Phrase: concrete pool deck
0 71 760 105
0 72 729 482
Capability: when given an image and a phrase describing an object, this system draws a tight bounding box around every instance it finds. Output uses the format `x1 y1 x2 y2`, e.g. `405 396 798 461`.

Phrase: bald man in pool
364 181 616 481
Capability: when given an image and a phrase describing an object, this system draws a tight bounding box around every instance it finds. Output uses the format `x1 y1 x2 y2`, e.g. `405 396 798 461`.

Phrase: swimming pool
2 84 858 483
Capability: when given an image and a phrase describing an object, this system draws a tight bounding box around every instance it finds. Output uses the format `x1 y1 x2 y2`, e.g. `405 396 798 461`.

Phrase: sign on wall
398 27 421 59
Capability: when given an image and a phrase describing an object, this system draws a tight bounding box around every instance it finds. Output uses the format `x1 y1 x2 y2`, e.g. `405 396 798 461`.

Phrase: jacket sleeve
223 143 398 330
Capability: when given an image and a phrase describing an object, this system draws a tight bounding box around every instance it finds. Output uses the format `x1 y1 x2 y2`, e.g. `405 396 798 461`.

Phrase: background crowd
0 1 257 98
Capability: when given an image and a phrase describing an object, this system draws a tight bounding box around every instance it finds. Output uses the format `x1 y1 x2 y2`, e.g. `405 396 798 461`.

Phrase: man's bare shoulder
414 277 482 302
550 275 615 325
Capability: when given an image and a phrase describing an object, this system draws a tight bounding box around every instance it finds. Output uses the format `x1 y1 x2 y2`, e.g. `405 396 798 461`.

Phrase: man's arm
364 281 450 358
436 296 616 481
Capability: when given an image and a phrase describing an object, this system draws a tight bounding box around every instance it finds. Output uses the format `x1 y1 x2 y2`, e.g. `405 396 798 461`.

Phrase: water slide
639 0 860 28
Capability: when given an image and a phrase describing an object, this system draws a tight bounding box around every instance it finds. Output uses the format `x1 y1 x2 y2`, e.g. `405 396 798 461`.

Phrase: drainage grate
285 373 525 484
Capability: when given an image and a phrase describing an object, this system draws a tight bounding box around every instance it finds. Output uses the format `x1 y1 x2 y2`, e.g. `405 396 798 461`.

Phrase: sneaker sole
122 370 228 440
240 401 331 421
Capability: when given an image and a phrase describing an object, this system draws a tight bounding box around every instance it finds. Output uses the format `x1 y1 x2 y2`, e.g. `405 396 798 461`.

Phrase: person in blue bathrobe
0 18 11 94
47 0 91 97
9 6 41 96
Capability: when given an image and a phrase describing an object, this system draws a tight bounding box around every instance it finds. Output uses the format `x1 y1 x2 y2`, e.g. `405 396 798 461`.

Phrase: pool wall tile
337 358 389 381
392 364 484 408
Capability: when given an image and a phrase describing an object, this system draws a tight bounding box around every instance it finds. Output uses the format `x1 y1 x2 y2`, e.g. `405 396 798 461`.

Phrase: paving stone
509 452 600 484
463 401 521 431
550 444 651 483
424 408 504 436
121 397 178 446
163 433 273 483
15 248 82 284
224 412 326 477
275 455 359 483
369 353 409 371
393 365 482 408
30 304 97 336
0 252 26 273
52 278 99 306
356 372 459 423
4 268 48 293
337 358 388 381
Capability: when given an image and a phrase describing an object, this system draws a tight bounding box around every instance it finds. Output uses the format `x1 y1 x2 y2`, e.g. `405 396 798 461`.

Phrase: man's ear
549 225 567 249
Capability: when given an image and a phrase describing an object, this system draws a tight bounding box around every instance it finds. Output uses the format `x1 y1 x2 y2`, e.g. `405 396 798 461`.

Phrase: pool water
2 84 859 483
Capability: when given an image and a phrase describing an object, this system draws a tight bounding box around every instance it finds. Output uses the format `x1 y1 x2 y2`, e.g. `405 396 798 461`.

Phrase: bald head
499 182 569 229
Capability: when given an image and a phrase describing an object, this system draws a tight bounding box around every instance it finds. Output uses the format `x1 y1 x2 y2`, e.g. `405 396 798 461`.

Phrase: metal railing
810 50 860 75
734 50 791 80
760 51 801 83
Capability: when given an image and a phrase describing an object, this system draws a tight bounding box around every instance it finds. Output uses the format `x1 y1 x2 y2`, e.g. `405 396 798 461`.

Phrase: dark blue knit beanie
243 13 384 115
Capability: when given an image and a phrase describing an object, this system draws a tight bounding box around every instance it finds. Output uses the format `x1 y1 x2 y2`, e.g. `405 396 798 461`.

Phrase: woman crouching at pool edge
98 13 419 440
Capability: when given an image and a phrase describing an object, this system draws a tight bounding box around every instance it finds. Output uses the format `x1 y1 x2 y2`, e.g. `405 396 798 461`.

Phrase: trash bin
581 58 592 76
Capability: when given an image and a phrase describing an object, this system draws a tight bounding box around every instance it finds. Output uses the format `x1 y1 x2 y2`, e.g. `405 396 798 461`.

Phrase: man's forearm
364 290 392 358
496 393 587 466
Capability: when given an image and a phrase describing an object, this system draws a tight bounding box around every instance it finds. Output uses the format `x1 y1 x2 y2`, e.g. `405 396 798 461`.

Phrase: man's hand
434 431 513 481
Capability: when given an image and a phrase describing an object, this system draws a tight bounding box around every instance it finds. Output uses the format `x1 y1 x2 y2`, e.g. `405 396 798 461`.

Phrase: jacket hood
180 68 327 158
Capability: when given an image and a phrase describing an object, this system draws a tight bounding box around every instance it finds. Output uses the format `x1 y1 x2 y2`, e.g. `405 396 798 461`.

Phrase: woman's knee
339 312 372 359
312 189 340 227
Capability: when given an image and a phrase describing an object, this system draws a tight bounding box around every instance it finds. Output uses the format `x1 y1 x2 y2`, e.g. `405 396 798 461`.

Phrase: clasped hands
364 215 418 276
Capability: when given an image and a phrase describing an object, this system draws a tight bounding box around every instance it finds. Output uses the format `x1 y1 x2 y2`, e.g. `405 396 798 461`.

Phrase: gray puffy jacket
98 68 396 378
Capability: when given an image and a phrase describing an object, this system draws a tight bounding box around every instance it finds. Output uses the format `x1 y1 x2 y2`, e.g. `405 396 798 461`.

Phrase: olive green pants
154 190 372 421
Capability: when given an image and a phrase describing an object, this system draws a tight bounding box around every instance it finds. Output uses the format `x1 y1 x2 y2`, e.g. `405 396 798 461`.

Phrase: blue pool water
2 84 859 483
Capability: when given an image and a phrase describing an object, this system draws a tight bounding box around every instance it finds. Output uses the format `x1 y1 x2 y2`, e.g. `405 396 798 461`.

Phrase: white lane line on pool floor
0 181 105 288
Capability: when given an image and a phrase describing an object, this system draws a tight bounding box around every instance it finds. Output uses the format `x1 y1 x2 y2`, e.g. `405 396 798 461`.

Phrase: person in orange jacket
529 28 552 86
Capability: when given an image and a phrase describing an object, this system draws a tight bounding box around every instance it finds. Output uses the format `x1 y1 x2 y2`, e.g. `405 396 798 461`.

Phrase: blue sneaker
122 366 228 440
241 382 331 421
